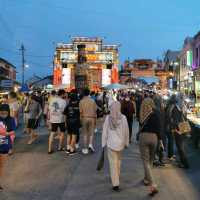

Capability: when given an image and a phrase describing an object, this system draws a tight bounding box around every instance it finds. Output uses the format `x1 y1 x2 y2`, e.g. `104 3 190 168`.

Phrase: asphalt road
1 119 200 200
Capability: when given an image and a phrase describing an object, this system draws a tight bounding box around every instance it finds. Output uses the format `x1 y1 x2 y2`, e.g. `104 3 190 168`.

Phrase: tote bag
0 136 12 154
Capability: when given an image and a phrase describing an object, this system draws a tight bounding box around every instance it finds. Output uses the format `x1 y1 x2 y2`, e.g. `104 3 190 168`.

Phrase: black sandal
48 151 54 154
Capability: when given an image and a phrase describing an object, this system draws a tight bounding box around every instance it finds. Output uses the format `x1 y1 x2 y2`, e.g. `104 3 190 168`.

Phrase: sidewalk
1 120 200 200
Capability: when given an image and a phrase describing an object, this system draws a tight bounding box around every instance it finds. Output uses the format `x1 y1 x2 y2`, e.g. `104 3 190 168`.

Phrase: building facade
179 37 193 94
53 37 119 91
131 59 156 78
0 58 16 81
192 32 200 99
163 50 180 89
0 58 17 91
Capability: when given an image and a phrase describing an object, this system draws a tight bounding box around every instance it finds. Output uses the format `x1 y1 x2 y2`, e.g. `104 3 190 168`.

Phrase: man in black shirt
64 92 80 155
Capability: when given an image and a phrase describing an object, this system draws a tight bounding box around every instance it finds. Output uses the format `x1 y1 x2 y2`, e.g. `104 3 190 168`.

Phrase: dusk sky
1 0 200 80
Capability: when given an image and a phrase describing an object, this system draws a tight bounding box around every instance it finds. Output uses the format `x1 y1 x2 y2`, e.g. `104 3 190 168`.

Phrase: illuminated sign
98 53 113 61
102 69 111 86
62 68 71 85
53 68 62 85
86 54 98 61
85 44 98 51
111 66 119 83
60 52 76 60
187 50 193 66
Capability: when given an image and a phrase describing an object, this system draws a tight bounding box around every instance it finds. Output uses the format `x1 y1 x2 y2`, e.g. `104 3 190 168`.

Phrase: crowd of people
0 88 191 196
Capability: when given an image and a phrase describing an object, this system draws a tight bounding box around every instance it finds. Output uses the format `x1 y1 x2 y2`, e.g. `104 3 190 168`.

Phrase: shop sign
1 80 13 89
187 50 193 66
60 52 76 61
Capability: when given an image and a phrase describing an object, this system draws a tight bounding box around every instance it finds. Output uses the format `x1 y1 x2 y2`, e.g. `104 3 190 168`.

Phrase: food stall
187 103 200 149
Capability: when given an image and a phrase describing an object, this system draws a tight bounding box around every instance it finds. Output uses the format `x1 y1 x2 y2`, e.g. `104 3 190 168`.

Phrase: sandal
143 179 150 186
149 186 158 196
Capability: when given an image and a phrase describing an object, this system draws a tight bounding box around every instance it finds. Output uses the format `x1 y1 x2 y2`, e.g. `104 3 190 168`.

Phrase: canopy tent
103 83 130 90
137 76 159 85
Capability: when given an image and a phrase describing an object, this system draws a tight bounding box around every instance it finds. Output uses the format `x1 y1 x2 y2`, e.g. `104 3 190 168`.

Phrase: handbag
0 136 12 154
96 148 105 171
178 120 191 135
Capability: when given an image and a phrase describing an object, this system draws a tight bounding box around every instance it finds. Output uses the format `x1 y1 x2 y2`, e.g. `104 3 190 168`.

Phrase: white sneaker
75 143 79 149
82 148 89 155
88 144 95 153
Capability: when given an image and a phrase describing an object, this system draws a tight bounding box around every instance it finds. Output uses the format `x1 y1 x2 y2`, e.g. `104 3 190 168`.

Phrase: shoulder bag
178 115 191 135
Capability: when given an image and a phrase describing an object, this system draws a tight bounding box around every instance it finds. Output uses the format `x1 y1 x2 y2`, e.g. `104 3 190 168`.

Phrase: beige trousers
81 118 95 148
107 148 122 187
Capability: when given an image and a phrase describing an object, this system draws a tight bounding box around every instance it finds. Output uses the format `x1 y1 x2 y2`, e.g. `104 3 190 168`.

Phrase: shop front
194 69 200 101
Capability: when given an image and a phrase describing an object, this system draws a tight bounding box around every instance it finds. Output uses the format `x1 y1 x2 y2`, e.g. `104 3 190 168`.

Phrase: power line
0 47 52 58
26 54 52 58
0 47 20 55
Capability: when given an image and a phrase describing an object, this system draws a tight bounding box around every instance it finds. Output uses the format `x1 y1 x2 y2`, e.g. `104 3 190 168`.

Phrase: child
0 104 16 190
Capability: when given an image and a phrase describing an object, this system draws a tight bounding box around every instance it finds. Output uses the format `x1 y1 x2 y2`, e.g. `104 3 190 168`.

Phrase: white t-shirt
9 101 20 117
49 97 66 123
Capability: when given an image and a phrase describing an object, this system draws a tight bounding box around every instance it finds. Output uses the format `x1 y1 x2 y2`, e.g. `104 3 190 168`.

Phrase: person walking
26 95 42 144
8 92 20 127
79 88 97 154
139 98 162 196
23 93 30 134
102 101 129 192
48 90 66 154
121 95 135 143
64 92 80 155
165 95 178 161
153 93 166 166
168 95 190 169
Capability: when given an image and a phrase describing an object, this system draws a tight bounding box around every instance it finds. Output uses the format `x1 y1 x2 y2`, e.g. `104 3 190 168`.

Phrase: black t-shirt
141 110 161 139
64 100 80 121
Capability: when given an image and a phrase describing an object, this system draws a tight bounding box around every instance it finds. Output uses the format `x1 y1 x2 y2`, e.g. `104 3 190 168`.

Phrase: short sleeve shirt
49 97 66 123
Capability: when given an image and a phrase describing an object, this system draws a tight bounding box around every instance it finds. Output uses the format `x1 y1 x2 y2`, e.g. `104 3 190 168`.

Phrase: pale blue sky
0 0 200 80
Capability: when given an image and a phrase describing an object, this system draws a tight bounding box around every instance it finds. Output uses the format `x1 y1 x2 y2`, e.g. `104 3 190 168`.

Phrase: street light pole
20 44 25 85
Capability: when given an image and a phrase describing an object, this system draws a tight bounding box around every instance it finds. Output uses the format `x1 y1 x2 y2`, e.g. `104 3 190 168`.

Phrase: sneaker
88 145 95 153
75 144 79 150
169 156 176 162
82 148 89 155
112 186 121 192
65 149 70 155
143 179 150 186
58 147 65 151
69 151 77 156
48 151 54 154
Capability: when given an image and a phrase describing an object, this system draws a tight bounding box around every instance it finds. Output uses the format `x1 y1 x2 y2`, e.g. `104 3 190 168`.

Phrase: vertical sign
62 68 71 85
102 69 111 86
187 50 193 66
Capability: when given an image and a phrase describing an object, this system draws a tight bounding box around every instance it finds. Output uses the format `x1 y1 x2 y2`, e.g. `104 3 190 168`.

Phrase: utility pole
19 44 25 85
